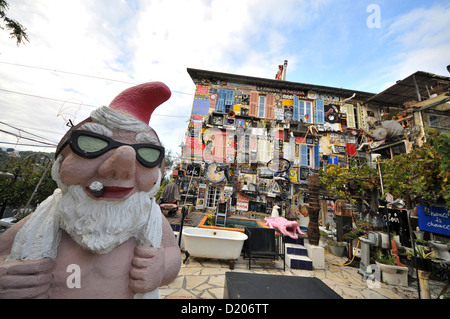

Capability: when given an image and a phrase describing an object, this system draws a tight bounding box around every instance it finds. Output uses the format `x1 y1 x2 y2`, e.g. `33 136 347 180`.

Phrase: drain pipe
343 93 356 102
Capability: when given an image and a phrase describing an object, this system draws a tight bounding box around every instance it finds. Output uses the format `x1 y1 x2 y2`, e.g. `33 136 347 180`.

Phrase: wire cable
0 60 194 96
0 121 59 144
325 239 360 267
0 141 56 148
0 129 57 146
0 88 190 118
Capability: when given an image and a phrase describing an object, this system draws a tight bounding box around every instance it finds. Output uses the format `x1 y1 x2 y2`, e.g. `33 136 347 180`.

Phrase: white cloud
382 3 450 80
1 0 447 158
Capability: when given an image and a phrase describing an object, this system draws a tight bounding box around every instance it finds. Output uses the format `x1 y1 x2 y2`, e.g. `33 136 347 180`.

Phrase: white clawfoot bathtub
182 227 248 269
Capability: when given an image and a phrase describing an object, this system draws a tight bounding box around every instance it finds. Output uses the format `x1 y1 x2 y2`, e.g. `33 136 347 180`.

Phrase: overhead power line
0 87 190 118
0 141 56 148
0 88 99 108
0 129 57 146
0 121 59 144
0 60 194 96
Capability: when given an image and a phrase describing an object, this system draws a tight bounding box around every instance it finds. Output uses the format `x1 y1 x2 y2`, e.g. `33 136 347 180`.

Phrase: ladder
215 202 228 227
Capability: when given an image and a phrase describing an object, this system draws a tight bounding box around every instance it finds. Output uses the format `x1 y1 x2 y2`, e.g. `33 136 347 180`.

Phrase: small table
224 272 342 299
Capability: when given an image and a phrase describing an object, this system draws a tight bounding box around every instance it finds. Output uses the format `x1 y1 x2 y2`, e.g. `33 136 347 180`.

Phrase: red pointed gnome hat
109 81 171 124
55 82 171 159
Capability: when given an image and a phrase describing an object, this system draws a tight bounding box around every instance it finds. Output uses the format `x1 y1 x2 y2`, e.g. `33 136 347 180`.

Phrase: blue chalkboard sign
417 205 450 236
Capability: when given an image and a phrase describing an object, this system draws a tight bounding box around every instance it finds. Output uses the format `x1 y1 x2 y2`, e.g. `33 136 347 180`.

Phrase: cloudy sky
0 0 449 159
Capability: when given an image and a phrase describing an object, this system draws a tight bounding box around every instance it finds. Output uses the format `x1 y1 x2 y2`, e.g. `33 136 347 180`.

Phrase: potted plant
405 245 435 298
375 250 395 265
319 230 329 247
375 250 409 287
205 213 214 226
326 239 346 257
406 245 433 272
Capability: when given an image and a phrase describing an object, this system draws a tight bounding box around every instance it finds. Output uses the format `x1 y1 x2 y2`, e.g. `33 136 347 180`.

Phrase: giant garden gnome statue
0 82 181 298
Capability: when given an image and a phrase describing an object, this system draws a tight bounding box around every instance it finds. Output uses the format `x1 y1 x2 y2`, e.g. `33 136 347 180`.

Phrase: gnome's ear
108 82 171 124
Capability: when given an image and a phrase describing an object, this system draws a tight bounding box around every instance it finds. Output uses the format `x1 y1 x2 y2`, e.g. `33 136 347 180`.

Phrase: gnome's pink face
58 126 164 200
54 81 171 201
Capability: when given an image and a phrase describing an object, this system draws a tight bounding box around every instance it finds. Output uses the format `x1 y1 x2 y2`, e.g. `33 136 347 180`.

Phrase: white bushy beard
57 185 154 254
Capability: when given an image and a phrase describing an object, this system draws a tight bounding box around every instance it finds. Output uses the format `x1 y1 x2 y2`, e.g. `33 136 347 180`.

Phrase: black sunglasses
56 130 165 168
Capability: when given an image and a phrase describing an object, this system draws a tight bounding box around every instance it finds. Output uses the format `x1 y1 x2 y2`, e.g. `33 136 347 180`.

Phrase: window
293 95 313 123
206 185 221 208
372 141 407 159
346 104 362 129
258 96 266 118
427 114 450 133
300 144 320 168
302 101 313 123
215 89 234 113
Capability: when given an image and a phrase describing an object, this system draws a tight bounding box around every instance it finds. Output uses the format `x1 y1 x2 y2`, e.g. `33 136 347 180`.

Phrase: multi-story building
176 67 376 228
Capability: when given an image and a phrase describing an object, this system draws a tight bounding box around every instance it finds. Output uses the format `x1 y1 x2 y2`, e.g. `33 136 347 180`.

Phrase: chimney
283 60 288 81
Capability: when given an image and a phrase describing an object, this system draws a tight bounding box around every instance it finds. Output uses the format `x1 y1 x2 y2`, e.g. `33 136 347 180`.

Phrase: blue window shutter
293 95 299 121
315 99 325 124
314 144 320 168
216 89 226 113
300 144 308 166
225 89 234 106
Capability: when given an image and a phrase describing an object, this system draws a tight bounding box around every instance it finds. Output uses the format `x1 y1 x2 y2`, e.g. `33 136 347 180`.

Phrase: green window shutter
346 104 356 128
356 103 362 129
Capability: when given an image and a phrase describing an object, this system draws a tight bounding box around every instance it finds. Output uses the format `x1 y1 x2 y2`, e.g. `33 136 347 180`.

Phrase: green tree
0 0 29 46
318 160 379 204
0 154 56 214
382 131 450 210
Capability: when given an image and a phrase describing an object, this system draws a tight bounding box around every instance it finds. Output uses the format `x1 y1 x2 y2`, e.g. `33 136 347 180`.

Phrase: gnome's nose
97 146 136 180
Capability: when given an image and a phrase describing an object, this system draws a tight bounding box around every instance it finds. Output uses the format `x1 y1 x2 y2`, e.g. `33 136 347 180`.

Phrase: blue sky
0 0 449 157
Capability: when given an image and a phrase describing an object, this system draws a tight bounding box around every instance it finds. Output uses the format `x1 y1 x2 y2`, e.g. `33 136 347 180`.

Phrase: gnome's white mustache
88 181 105 197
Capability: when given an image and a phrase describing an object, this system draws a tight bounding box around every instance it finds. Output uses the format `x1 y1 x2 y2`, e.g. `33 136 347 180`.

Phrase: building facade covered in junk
175 67 450 232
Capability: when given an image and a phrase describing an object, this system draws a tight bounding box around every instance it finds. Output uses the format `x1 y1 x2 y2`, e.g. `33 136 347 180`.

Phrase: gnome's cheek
134 166 162 192
59 153 99 186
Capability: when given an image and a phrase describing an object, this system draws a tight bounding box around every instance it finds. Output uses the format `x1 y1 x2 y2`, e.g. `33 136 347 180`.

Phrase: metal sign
417 205 450 236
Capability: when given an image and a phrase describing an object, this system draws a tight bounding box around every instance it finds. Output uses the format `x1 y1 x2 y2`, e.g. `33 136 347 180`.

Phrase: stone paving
159 250 447 299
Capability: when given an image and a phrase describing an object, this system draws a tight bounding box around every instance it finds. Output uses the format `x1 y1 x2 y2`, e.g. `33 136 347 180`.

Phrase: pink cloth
264 217 305 239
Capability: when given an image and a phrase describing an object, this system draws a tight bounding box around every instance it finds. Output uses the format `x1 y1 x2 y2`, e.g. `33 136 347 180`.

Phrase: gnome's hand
129 245 165 294
0 258 55 299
